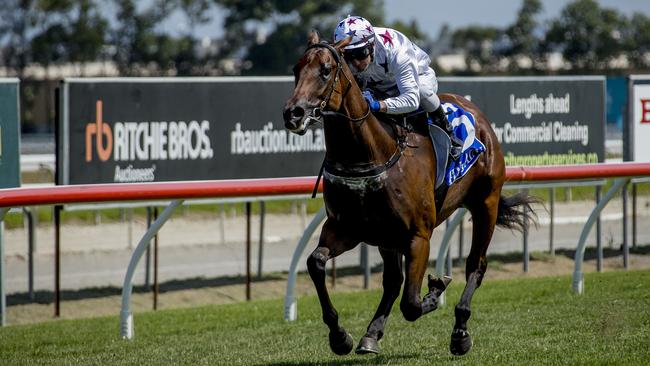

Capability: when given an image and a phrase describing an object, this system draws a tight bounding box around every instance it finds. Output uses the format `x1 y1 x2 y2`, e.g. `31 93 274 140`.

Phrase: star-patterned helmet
333 16 375 50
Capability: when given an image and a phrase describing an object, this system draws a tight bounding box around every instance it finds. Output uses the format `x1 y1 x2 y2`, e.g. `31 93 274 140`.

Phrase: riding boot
429 106 450 131
429 106 463 160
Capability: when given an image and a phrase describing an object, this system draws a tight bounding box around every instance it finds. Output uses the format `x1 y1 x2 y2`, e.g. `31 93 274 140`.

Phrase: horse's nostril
291 106 305 119
283 106 305 124
283 107 293 122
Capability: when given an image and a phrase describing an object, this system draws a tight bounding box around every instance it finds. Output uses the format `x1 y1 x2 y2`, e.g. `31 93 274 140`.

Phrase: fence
1 163 650 335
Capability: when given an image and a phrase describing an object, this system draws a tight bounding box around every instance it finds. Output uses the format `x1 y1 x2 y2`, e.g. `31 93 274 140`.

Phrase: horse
282 31 537 356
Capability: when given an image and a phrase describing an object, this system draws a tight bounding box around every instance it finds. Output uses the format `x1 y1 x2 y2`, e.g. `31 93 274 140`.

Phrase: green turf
1 270 649 365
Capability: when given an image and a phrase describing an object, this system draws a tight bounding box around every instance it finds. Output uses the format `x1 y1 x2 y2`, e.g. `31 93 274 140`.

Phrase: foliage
545 0 628 71
624 13 650 70
504 0 544 71
1 0 650 77
0 0 73 75
1 270 649 364
451 25 503 73
216 0 387 75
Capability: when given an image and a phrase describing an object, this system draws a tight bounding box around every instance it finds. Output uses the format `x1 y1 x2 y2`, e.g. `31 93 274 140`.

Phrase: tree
216 0 386 75
176 0 213 36
110 0 219 75
31 24 70 67
111 0 178 75
451 26 503 73
624 13 650 69
67 0 108 65
0 0 75 76
505 0 543 71
546 0 627 71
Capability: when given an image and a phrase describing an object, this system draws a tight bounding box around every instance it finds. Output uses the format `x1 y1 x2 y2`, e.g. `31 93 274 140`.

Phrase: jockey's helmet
333 16 375 61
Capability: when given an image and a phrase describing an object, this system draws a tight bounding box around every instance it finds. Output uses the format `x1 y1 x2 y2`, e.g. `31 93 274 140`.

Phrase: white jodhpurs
417 67 440 113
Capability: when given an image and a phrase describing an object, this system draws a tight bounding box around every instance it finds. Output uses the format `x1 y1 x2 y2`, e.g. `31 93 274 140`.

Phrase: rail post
23 207 36 299
284 207 326 321
120 199 183 340
573 178 629 294
523 188 530 273
435 208 467 306
54 205 62 318
596 186 603 272
622 182 629 269
632 183 637 249
549 187 555 255
258 201 266 279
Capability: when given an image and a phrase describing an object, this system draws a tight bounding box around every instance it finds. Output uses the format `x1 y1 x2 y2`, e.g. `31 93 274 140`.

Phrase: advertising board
58 77 323 184
626 75 650 162
0 79 20 188
439 76 605 166
59 76 606 184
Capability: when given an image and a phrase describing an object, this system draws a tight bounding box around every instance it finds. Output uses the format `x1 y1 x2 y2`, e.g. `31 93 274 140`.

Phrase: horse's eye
321 64 332 78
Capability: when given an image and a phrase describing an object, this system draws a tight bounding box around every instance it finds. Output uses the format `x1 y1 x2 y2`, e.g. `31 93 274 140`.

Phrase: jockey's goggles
343 45 372 62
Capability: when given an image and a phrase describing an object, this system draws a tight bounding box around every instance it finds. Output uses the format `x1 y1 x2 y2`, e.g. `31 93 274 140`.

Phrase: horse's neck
324 91 397 166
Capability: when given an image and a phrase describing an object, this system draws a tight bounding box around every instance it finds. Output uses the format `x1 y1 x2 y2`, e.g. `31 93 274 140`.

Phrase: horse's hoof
450 329 473 355
355 336 380 355
329 329 354 355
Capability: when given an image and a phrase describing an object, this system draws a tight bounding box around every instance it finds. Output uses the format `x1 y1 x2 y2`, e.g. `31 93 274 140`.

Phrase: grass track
1 270 649 365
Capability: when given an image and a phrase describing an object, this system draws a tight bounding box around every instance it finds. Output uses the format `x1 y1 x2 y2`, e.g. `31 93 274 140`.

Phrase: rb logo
85 100 113 161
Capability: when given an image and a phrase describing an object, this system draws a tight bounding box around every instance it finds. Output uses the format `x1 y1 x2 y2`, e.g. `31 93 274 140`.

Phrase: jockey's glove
362 90 381 112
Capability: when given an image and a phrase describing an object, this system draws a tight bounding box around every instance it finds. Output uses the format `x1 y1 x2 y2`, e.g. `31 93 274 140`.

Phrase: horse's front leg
400 236 450 321
356 248 403 355
307 220 358 355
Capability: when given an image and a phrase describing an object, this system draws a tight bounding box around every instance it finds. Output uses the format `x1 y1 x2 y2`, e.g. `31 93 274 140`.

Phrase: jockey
333 15 461 156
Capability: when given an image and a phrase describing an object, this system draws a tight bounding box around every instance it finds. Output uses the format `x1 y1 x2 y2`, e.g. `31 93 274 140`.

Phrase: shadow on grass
258 352 419 366
482 243 650 265
7 273 285 306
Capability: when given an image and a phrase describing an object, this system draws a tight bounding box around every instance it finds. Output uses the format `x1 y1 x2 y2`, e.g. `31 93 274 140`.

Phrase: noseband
304 42 370 123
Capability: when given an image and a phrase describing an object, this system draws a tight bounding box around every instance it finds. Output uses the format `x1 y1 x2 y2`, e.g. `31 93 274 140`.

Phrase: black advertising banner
59 77 325 184
438 76 605 166
59 77 606 185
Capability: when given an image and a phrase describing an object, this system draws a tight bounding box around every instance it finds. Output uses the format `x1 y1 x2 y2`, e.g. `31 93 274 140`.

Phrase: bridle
303 42 371 123
301 42 406 196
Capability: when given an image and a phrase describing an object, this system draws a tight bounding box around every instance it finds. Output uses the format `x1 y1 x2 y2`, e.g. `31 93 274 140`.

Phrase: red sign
641 99 650 124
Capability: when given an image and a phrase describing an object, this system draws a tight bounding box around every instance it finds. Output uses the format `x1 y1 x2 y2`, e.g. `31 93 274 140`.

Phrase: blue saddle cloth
441 102 486 186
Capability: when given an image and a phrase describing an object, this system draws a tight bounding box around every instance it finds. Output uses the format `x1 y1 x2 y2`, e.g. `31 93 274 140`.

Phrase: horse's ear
307 30 320 46
334 36 352 51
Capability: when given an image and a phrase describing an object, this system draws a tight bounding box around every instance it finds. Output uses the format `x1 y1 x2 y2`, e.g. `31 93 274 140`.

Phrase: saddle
386 112 452 189
388 103 487 213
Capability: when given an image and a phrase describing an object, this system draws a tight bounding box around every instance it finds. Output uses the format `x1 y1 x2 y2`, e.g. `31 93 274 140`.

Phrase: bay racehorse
283 31 537 356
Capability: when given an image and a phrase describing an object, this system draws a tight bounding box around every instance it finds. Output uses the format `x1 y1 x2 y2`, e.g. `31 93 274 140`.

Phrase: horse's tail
495 192 541 233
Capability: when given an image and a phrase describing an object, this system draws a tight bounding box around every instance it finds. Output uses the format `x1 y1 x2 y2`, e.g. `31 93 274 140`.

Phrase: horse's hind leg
307 220 358 355
356 248 404 355
450 192 499 355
